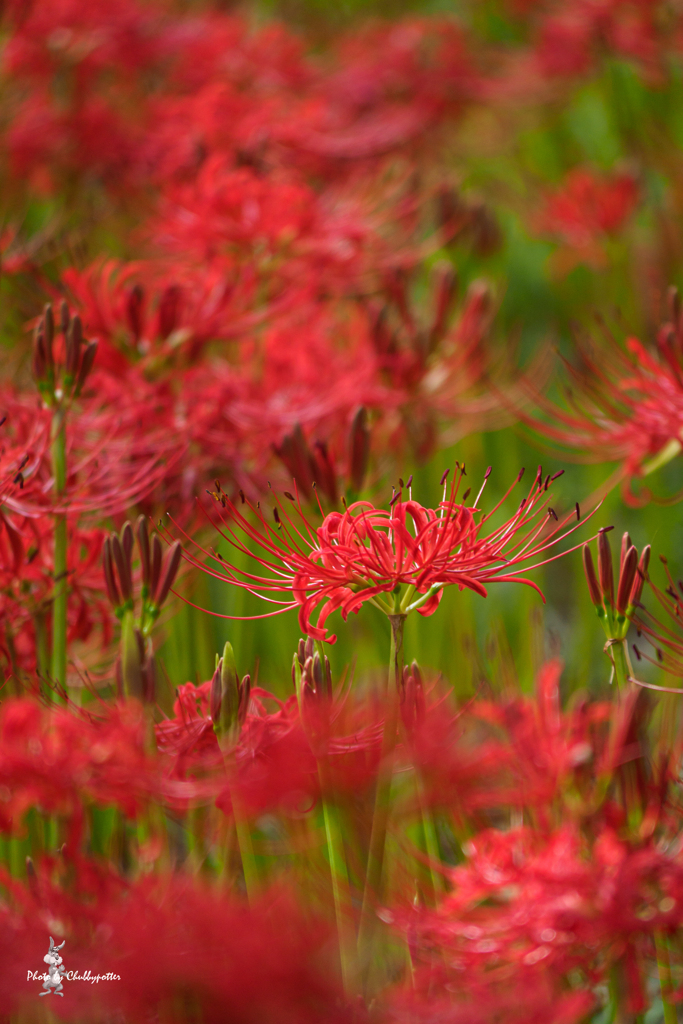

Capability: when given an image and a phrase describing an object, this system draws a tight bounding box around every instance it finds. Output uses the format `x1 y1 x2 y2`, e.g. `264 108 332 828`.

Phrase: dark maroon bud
126 283 144 343
630 545 650 606
157 284 181 340
111 532 132 604
312 440 338 504
349 406 370 494
42 304 54 370
304 637 314 662
582 545 603 608
149 535 163 603
428 261 457 351
74 340 97 395
312 651 323 692
136 515 150 587
297 638 306 668
32 325 46 382
273 507 281 528
154 541 182 608
65 314 83 379
121 521 134 564
302 656 314 691
60 300 70 336
103 537 122 609
616 546 638 615
597 529 614 608
620 532 632 569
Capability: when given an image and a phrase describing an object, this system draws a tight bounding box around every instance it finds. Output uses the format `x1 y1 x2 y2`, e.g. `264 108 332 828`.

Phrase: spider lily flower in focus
176 465 596 644
522 288 683 502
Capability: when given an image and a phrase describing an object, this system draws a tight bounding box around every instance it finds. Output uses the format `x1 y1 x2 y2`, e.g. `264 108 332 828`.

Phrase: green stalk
655 932 678 1024
51 408 67 694
318 758 357 994
231 787 260 902
415 771 444 901
609 637 631 691
357 613 404 982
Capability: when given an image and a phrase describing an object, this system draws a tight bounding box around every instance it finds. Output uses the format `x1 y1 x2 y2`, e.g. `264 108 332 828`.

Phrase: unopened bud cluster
211 641 250 751
32 302 98 406
102 516 181 700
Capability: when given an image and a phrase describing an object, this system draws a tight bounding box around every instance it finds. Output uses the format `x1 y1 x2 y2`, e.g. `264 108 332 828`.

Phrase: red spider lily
175 464 594 643
400 823 683 1024
632 554 683 689
0 512 110 682
536 168 638 272
0 866 352 1024
0 370 186 518
0 697 162 828
521 293 683 497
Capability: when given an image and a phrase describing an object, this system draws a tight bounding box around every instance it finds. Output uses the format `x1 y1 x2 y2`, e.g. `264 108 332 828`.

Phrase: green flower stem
415 770 444 901
655 932 678 1024
51 407 68 694
357 613 404 984
231 787 260 902
318 758 357 994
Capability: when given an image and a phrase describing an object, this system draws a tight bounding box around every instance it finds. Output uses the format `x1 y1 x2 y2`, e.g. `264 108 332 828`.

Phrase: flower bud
111 532 132 604
616 545 638 615
32 325 47 384
102 537 122 610
158 284 182 340
630 545 651 606
42 304 54 371
297 638 306 668
428 261 457 352
65 314 83 380
238 674 251 725
126 283 144 343
74 340 97 396
149 535 163 603
154 541 182 608
597 529 614 608
215 642 241 747
60 300 70 337
348 406 370 493
121 520 134 564
136 515 151 588
582 544 603 609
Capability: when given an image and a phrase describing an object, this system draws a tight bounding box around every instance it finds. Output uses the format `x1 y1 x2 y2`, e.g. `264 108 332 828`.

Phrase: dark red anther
547 507 558 521
273 507 282 528
575 502 581 521
517 467 525 483
284 491 295 501
439 468 450 486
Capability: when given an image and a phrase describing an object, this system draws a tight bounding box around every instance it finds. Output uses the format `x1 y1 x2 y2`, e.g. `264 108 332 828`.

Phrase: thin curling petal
616 545 638 615
176 466 598 643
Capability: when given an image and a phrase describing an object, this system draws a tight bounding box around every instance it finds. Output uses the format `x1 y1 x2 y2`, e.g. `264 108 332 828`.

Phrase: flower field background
4 0 683 1020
